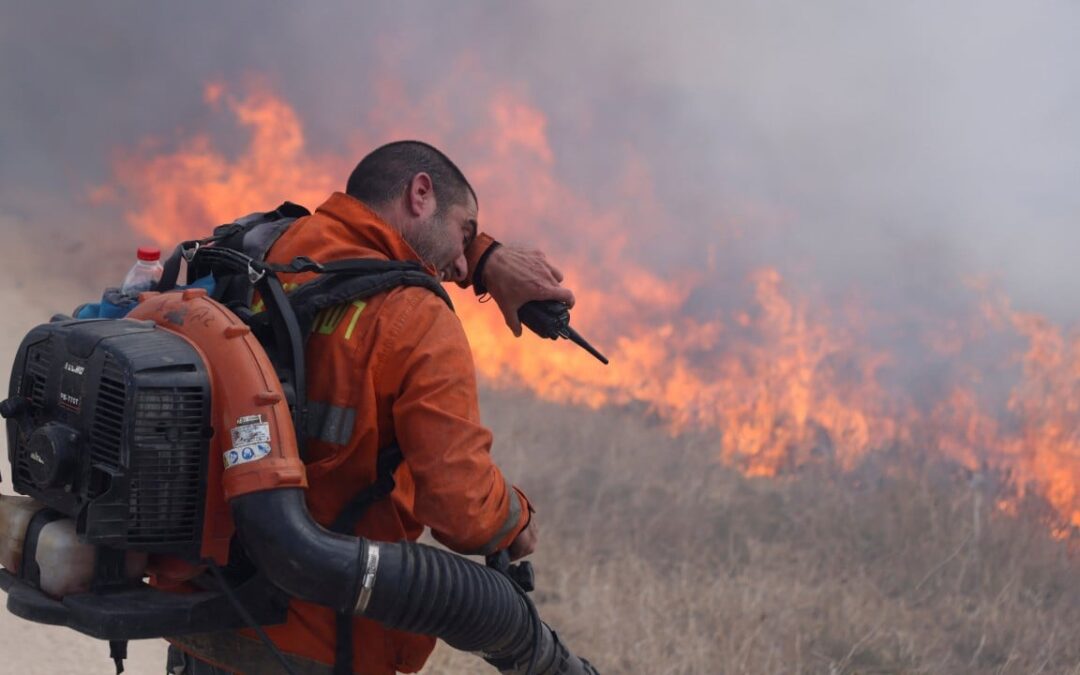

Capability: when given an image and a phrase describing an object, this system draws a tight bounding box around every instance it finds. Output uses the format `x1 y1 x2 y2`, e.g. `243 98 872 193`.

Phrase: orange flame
95 81 1080 534
108 82 342 241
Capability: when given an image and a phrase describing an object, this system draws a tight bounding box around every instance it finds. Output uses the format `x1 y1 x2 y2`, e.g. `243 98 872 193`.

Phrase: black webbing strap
193 246 267 277
252 271 310 456
329 444 404 533
158 244 187 294
108 640 127 674
281 263 452 339
328 443 405 675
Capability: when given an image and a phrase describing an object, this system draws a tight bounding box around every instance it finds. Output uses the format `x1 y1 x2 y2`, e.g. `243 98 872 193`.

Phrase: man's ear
407 172 436 218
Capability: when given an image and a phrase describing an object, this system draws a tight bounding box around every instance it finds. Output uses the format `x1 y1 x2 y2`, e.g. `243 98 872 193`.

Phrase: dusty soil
0 229 165 672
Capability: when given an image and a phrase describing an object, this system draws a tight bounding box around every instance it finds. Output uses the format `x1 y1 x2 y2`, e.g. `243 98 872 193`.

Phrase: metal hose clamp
354 544 380 615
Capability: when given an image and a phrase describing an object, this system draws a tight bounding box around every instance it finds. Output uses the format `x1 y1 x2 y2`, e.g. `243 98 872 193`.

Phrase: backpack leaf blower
0 272 598 673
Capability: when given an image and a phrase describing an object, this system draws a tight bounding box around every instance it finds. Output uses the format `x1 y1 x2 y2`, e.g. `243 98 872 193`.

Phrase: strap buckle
248 262 267 284
286 256 325 274
181 241 201 262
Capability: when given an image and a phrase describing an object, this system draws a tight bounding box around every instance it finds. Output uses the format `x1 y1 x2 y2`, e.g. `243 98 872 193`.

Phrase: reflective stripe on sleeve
478 488 524 556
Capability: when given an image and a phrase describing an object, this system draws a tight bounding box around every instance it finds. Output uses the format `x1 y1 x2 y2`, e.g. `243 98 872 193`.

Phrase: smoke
2 1 1079 316
3 1 1080 524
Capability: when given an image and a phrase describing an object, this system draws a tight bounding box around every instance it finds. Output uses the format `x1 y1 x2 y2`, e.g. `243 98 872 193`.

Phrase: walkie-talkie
517 300 609 365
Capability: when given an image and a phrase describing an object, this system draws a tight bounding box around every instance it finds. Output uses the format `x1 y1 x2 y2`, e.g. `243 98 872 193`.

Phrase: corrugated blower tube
233 490 597 674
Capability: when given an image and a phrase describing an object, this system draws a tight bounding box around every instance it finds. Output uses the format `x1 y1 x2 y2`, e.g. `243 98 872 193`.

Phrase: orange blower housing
129 288 307 573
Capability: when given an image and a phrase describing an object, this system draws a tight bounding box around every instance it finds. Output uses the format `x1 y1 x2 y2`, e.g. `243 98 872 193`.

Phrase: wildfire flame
98 81 1080 534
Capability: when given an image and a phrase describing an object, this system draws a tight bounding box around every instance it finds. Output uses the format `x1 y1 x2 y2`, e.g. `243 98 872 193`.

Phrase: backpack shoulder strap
246 257 452 453
273 258 453 338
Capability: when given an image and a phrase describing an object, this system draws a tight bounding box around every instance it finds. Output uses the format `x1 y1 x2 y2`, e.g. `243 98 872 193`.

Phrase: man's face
405 191 478 283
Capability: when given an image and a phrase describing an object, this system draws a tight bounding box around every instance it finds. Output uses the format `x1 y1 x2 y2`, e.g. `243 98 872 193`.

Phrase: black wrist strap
472 241 502 296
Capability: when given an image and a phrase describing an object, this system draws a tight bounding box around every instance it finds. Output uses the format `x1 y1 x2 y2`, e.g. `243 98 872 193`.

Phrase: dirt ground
0 233 165 672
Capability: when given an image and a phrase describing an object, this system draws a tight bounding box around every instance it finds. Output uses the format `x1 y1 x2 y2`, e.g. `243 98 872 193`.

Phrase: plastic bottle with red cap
120 246 164 296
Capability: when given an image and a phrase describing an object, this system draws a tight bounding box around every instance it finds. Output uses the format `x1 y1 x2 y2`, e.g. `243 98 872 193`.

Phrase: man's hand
508 518 538 561
483 245 576 337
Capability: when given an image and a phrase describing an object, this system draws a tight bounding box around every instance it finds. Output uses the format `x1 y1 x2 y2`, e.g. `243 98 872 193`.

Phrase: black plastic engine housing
6 317 211 559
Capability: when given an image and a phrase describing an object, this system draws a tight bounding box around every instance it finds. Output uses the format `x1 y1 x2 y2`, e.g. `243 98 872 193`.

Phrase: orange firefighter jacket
185 192 532 674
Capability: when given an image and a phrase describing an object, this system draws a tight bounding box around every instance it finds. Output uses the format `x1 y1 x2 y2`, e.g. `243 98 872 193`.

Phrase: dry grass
0 228 1077 674
422 388 1080 675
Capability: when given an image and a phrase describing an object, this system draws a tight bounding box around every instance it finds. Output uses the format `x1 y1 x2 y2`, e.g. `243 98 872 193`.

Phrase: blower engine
0 288 597 675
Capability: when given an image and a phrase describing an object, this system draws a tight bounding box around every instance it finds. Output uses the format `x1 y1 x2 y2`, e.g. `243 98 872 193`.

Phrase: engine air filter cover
24 422 80 490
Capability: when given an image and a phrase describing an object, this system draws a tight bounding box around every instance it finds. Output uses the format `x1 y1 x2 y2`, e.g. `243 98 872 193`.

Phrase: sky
2 1 1079 320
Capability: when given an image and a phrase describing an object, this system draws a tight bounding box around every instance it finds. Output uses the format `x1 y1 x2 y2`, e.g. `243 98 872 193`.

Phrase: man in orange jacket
168 141 574 674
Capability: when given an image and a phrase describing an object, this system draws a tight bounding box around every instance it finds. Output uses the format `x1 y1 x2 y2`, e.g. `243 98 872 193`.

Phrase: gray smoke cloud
1 0 1079 322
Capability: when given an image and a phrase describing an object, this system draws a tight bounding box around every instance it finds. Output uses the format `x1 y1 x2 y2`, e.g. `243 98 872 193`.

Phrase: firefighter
167 140 572 674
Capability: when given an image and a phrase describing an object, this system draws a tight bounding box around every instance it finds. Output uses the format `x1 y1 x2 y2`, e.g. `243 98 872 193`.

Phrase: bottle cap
137 247 161 262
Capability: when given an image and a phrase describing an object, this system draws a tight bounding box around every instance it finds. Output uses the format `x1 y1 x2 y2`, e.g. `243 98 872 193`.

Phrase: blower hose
232 490 597 675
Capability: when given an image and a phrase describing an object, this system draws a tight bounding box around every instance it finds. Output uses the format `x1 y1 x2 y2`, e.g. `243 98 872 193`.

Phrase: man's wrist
472 241 502 296
460 232 499 290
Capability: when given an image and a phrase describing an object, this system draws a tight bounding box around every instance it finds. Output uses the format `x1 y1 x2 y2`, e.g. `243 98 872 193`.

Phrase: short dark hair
346 140 476 216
